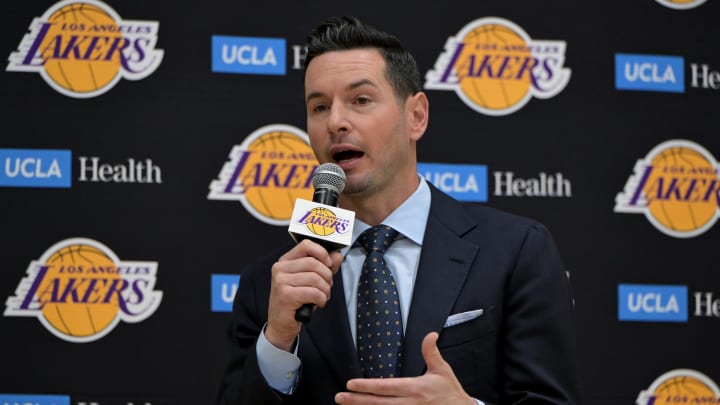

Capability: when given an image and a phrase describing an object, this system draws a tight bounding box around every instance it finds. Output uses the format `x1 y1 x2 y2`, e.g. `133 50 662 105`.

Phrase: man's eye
313 104 328 112
356 96 371 105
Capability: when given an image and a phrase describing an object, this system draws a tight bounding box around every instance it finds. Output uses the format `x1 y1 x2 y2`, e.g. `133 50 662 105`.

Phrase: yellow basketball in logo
456 23 532 112
644 145 718 234
240 127 317 223
649 376 717 404
305 207 338 236
637 369 720 404
39 2 122 95
39 243 120 338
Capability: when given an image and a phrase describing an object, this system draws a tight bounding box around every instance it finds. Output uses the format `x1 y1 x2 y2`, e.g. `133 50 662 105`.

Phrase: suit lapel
304 270 362 386
401 186 480 377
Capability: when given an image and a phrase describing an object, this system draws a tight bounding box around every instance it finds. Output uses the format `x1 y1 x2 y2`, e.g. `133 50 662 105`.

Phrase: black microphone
294 163 347 323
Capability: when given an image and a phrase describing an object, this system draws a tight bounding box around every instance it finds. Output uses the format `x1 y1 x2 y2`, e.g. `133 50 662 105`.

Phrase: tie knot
357 225 399 254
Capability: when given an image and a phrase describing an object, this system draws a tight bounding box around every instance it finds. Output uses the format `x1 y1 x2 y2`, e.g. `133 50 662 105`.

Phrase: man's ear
406 91 429 142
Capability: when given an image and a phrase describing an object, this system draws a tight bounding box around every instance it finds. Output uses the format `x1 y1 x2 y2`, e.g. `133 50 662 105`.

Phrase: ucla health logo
655 0 706 9
615 54 685 93
0 148 71 188
637 369 719 405
425 17 571 116
614 139 720 238
618 284 688 322
4 238 162 343
6 0 163 98
208 124 318 226
418 162 487 202
212 35 286 75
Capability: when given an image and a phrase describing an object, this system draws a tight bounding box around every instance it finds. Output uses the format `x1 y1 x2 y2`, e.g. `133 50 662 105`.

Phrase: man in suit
217 15 581 405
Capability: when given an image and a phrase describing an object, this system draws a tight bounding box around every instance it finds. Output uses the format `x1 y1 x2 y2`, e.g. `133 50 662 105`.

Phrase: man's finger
421 331 448 373
279 238 334 267
345 377 414 397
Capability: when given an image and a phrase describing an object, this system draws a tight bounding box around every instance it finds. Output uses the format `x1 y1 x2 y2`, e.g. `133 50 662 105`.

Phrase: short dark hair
304 16 422 100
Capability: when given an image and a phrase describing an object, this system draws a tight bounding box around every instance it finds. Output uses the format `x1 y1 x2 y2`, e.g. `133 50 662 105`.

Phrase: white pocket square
444 309 484 328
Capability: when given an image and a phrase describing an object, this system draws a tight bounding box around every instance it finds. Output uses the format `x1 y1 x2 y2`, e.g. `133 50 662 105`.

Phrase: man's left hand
334 332 476 405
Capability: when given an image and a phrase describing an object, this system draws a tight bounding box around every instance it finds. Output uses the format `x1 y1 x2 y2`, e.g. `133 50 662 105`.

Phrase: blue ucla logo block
211 35 286 75
618 284 688 322
615 53 685 93
211 274 241 312
0 394 70 405
0 148 71 188
418 162 487 202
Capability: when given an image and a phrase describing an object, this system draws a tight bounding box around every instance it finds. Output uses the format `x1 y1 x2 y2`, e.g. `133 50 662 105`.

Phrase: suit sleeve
216 256 288 405
500 223 582 404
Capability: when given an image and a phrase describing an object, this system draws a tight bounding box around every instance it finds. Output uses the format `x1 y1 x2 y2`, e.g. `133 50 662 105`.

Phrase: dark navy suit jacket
217 185 581 404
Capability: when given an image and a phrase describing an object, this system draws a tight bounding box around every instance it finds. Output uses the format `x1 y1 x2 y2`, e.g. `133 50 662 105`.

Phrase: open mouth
333 150 364 163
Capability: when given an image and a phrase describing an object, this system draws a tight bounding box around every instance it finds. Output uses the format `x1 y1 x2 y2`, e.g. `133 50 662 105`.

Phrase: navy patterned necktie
356 225 403 378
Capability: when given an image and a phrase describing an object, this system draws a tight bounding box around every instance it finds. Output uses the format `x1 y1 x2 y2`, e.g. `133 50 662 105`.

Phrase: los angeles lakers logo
4 238 162 343
424 17 571 116
6 0 163 98
655 0 706 9
636 369 720 404
208 124 318 226
615 139 720 238
297 207 351 237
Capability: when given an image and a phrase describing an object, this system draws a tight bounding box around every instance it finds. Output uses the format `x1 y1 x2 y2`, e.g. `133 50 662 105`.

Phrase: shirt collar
350 175 431 247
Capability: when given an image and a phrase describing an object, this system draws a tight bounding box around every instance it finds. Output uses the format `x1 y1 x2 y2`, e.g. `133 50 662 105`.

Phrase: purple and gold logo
4 238 162 343
615 139 720 238
637 369 719 404
425 17 570 116
6 0 163 98
208 124 318 226
296 207 351 237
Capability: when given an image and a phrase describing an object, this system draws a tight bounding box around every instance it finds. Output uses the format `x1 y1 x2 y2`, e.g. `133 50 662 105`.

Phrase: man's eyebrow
305 91 324 104
305 79 379 104
347 78 377 91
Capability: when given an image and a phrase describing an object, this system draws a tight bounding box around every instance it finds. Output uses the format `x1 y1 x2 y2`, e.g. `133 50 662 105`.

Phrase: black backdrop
1 0 718 404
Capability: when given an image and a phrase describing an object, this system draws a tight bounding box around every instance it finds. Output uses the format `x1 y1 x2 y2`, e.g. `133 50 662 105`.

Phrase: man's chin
340 180 372 199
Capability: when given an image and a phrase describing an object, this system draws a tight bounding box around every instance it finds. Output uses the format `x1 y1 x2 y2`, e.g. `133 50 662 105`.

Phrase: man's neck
339 176 420 226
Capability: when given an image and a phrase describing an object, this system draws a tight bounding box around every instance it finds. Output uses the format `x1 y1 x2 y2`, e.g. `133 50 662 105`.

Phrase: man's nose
327 103 352 137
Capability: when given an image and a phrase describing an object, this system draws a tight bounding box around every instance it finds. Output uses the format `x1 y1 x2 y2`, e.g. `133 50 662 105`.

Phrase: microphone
288 163 354 323
309 163 346 232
